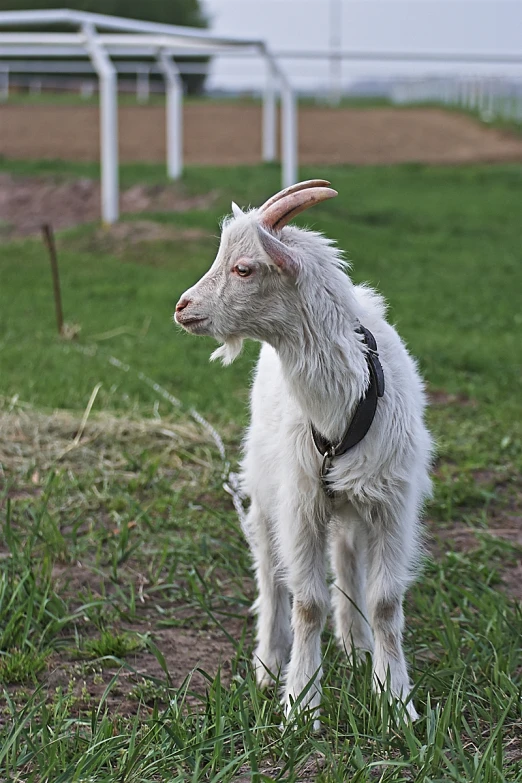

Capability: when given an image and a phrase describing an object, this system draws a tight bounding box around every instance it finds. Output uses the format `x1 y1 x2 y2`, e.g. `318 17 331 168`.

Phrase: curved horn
259 179 331 213
260 186 338 231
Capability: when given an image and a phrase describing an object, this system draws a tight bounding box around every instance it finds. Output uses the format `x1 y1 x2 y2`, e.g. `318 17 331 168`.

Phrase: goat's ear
231 201 244 219
256 224 299 276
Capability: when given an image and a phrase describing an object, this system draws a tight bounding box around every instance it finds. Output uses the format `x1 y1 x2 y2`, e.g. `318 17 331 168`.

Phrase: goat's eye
234 263 252 277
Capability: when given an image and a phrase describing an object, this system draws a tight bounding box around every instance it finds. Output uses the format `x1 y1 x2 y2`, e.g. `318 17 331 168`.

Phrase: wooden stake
41 223 64 335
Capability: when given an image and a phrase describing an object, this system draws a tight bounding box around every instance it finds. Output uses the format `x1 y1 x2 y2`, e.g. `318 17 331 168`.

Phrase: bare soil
1 104 522 166
0 172 216 237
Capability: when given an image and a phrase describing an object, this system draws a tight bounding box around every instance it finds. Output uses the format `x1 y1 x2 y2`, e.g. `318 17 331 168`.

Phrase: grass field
0 161 521 781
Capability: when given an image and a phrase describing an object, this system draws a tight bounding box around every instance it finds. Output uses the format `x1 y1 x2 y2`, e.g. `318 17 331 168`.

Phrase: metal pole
265 52 298 187
515 82 522 122
30 77 42 95
0 65 8 100
83 24 119 225
158 50 183 180
329 0 342 105
136 66 149 103
99 68 119 223
281 80 297 187
262 54 276 162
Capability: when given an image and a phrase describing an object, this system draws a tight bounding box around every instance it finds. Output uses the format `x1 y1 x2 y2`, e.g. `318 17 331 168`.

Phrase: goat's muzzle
174 296 210 333
175 295 191 314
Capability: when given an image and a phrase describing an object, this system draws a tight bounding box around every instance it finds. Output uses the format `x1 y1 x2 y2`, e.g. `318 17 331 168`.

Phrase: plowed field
1 103 522 165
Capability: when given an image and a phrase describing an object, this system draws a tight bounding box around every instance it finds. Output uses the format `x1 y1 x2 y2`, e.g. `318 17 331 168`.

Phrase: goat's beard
210 337 244 366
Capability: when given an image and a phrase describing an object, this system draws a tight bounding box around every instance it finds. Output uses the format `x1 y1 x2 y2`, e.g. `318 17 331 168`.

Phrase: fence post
136 66 150 103
83 23 119 225
281 80 297 187
0 65 9 100
158 50 183 180
262 54 277 162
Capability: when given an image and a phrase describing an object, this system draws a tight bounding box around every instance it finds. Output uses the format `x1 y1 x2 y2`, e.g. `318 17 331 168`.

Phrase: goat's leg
364 501 420 721
330 520 374 658
243 502 292 688
281 511 329 729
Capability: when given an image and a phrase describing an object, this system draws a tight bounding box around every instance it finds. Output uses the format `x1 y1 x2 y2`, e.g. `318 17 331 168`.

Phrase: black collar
311 324 385 465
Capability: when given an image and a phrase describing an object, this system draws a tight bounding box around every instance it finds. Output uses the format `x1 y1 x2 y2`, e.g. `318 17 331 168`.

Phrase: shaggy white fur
175 199 433 727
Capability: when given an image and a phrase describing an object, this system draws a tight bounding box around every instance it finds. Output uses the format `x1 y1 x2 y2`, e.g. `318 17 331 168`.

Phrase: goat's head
174 180 337 364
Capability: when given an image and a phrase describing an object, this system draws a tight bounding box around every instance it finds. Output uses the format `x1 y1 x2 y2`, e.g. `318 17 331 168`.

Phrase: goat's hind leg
364 499 420 721
243 502 292 688
330 516 374 659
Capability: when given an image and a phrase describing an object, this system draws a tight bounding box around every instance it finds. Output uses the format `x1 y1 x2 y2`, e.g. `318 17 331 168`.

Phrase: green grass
0 161 521 781
1 161 522 421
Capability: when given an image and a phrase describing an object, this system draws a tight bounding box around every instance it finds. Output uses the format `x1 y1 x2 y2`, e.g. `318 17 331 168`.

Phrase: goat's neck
272 282 368 443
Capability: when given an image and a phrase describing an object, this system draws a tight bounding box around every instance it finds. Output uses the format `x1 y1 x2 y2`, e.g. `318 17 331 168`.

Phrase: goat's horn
260 186 338 231
259 180 331 213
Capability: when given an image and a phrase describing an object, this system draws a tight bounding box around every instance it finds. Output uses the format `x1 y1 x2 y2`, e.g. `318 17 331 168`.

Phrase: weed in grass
83 630 144 661
0 550 69 655
0 648 50 685
129 677 170 705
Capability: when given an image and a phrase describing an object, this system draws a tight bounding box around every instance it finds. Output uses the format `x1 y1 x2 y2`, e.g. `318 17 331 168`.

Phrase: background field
2 102 522 165
0 106 521 781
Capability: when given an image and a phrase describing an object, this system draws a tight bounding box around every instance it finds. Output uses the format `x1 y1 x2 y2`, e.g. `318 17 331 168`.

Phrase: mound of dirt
0 173 216 238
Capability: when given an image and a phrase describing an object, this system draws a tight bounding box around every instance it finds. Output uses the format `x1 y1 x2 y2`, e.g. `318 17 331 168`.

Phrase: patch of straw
0 395 210 478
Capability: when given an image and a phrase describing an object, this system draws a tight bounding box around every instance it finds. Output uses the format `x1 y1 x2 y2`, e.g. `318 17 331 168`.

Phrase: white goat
175 180 432 727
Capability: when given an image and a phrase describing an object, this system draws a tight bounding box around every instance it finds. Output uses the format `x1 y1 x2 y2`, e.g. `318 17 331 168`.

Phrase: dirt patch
47 560 248 712
1 104 522 167
0 172 216 237
40 617 246 711
428 388 478 408
428 509 522 602
92 219 207 245
59 219 211 258
234 755 326 783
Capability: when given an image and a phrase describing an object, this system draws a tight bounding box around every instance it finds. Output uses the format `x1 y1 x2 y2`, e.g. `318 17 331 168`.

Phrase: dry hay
0 395 216 482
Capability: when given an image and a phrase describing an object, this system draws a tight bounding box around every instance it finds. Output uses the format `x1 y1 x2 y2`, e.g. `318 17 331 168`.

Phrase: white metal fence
390 76 522 123
0 8 299 224
2 9 522 225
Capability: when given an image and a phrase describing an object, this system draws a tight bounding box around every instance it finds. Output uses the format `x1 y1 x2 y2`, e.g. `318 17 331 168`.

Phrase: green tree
0 0 207 28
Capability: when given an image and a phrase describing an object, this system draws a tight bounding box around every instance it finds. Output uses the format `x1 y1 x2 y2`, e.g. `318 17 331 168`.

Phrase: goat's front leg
243 502 292 688
279 503 329 730
364 500 420 721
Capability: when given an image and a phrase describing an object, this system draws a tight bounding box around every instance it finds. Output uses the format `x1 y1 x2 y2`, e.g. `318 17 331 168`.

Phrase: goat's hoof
256 669 276 690
282 692 322 733
279 716 322 734
254 657 282 690
383 696 419 724
403 700 419 722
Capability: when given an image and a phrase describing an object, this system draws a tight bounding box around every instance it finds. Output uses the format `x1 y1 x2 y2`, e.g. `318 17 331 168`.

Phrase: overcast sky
202 1 522 91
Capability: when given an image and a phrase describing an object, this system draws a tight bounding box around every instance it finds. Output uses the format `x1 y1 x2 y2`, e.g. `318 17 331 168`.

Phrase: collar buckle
312 323 385 495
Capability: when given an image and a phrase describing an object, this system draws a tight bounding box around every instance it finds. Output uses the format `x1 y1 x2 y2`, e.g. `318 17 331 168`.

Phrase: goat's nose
176 296 191 313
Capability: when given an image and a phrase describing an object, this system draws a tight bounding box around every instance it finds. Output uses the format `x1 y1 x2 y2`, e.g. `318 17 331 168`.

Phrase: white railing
0 9 300 223
390 76 522 124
